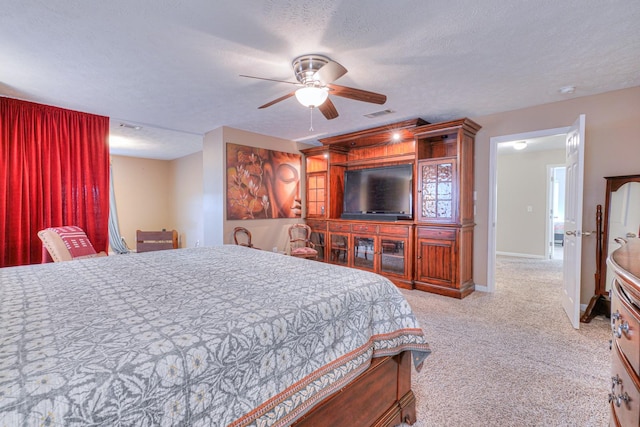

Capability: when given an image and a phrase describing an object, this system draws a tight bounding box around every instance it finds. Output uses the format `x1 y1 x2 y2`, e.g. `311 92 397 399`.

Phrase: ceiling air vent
364 109 395 118
119 123 142 130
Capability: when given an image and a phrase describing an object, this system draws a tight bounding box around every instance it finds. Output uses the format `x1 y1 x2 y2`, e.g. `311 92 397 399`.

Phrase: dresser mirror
581 175 640 323
601 175 640 292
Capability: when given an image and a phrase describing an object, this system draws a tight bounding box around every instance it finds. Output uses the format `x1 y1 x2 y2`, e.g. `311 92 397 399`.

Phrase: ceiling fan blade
258 91 296 109
318 98 339 120
314 60 348 85
327 84 387 105
240 75 300 86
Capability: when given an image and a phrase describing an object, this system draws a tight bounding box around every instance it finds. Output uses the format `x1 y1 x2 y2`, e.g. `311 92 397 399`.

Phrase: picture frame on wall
226 143 302 220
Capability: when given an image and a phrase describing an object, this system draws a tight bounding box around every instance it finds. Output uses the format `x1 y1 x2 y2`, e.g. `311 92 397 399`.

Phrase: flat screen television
342 164 413 221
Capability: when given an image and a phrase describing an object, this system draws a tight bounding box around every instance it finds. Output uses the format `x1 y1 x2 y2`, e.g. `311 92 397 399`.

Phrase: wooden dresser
609 238 640 426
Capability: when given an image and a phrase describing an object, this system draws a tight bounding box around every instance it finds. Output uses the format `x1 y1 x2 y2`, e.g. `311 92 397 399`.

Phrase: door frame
546 164 566 260
486 126 571 293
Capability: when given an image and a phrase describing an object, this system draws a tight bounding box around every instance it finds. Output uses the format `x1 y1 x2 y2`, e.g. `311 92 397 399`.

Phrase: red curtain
0 97 110 267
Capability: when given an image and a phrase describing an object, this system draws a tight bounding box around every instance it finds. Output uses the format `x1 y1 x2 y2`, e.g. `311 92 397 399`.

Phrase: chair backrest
38 226 106 262
136 230 178 253
288 224 312 250
233 227 253 248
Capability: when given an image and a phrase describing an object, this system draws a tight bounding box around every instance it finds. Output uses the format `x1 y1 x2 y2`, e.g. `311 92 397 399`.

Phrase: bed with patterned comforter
0 245 430 426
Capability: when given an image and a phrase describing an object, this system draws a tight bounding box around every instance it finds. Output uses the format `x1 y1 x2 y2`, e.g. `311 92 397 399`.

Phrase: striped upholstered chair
288 224 318 260
38 226 107 262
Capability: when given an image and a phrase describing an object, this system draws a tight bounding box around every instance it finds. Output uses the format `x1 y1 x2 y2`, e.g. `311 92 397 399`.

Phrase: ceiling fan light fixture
295 86 329 108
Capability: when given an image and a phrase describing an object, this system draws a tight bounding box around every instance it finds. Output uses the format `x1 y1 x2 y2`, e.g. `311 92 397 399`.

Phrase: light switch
527 205 533 213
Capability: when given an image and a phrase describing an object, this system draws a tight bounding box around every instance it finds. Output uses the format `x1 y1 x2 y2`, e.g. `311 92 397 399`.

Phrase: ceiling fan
240 54 387 120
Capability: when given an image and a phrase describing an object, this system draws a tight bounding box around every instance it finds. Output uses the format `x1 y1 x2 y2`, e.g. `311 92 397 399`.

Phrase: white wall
496 149 565 257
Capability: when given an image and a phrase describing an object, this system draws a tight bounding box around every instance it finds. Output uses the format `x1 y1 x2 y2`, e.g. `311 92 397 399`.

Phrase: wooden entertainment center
301 117 481 299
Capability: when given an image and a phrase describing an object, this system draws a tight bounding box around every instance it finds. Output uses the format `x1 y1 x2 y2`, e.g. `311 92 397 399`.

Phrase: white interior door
562 114 586 329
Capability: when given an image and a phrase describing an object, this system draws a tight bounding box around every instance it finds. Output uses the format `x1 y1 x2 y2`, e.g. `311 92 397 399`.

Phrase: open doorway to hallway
549 165 566 261
488 116 586 329
487 128 569 294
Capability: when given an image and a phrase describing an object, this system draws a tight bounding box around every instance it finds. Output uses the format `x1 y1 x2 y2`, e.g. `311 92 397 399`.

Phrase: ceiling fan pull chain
309 106 314 131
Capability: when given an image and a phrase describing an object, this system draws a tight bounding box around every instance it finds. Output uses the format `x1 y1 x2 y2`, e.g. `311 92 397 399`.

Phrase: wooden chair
38 226 108 262
233 227 257 249
288 224 318 260
136 229 178 253
330 235 348 262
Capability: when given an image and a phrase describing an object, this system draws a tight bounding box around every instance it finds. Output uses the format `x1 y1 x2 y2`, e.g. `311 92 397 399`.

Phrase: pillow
38 226 107 262
49 226 97 258
38 229 73 262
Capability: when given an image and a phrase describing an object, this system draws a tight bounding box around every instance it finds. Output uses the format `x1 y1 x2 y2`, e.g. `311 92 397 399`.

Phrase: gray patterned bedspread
0 245 430 426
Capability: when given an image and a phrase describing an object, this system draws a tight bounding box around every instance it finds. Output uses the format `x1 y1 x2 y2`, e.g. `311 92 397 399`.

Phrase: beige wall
473 85 640 302
199 126 315 252
496 149 565 257
170 151 203 248
111 155 175 250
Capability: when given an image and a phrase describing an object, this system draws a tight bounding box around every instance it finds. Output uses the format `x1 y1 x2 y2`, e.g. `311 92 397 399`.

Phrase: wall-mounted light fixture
513 141 527 150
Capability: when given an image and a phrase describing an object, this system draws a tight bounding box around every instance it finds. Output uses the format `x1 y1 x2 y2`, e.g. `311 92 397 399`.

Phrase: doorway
487 127 570 294
548 165 566 261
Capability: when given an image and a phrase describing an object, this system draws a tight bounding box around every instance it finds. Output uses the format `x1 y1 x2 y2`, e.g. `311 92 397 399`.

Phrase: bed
0 245 430 426
554 220 564 246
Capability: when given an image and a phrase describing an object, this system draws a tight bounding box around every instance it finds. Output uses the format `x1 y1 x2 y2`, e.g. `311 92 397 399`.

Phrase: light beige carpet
402 256 610 427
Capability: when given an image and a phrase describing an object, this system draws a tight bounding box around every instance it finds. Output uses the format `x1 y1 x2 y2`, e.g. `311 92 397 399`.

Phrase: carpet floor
401 255 611 427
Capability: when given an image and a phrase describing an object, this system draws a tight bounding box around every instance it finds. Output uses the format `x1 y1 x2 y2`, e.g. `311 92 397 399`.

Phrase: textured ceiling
1 1 639 160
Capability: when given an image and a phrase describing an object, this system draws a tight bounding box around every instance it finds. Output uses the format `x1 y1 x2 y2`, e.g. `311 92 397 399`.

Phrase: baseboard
496 251 545 259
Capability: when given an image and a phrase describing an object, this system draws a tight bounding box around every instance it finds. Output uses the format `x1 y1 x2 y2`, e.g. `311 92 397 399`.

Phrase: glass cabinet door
329 233 349 266
307 173 326 217
380 238 406 276
418 159 457 223
310 231 326 262
353 235 375 271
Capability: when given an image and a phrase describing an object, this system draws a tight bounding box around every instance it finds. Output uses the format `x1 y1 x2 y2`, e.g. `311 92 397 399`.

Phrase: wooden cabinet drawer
610 404 620 427
416 227 456 240
306 220 327 231
612 280 640 377
379 224 410 237
351 223 378 234
611 342 640 427
329 222 352 232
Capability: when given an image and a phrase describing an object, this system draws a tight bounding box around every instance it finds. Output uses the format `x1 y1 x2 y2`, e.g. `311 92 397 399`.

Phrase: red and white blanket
49 226 97 257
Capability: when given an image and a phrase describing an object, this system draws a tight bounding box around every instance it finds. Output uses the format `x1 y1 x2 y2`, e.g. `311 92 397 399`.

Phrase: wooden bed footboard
292 351 416 426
